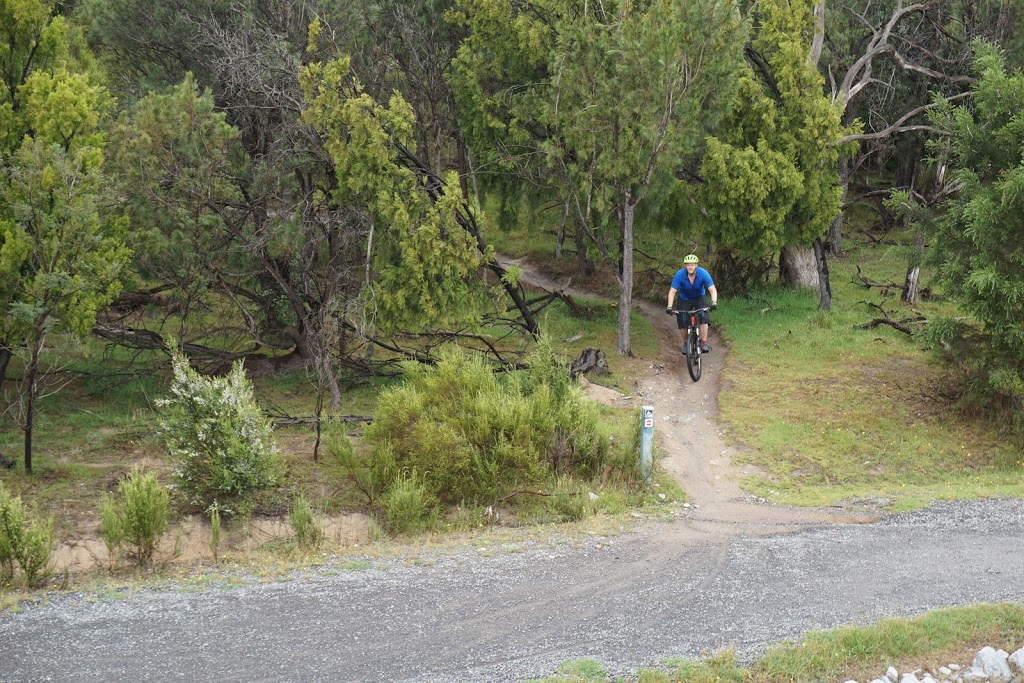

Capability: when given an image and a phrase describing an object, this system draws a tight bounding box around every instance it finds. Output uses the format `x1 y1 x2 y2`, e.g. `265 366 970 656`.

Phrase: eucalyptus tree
452 0 746 355
819 0 980 257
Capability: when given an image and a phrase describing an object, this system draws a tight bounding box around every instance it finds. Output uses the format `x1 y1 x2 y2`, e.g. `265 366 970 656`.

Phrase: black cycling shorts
675 296 709 328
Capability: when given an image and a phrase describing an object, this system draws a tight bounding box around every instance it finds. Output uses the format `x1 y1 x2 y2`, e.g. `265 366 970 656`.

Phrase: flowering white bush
157 355 279 515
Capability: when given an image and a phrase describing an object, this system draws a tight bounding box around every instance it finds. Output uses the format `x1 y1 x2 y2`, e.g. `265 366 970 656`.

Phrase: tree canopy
452 0 746 354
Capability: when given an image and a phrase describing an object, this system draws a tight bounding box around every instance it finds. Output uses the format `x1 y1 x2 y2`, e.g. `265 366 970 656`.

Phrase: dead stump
570 348 609 379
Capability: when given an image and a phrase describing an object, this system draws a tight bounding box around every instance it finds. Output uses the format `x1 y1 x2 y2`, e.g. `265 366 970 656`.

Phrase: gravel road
3 500 1024 682
3 260 1022 682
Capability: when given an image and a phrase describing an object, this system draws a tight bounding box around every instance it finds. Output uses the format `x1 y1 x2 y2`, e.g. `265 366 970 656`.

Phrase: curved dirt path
506 256 878 537
3 259 1023 682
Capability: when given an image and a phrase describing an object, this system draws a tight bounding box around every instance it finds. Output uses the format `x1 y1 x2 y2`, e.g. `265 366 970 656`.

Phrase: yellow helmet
683 254 699 264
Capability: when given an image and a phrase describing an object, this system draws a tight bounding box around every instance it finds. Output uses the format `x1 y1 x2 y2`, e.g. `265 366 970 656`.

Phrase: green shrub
327 419 388 505
364 342 608 507
15 515 55 588
157 354 279 516
549 481 594 522
100 468 170 567
208 505 222 563
289 495 324 549
99 494 125 568
0 485 19 586
0 484 55 589
382 470 436 534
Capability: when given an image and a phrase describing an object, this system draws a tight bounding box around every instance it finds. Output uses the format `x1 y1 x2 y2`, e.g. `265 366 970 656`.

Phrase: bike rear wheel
686 327 702 381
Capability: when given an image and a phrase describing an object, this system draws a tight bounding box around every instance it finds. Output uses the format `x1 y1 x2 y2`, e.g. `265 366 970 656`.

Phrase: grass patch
716 232 1024 509
529 603 1024 682
750 603 1024 683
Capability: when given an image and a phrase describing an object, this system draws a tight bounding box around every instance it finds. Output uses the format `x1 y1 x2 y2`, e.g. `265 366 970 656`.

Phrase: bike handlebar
668 306 712 315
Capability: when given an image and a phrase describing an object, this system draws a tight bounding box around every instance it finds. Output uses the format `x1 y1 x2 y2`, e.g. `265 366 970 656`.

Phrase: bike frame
670 306 711 382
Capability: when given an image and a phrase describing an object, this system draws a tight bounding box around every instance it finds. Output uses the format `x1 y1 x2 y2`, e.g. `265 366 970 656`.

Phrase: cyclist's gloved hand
710 301 718 310
666 307 674 315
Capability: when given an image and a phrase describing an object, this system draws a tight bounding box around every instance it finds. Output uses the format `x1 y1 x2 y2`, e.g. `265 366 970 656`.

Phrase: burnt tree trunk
23 336 42 475
813 237 832 310
0 344 10 386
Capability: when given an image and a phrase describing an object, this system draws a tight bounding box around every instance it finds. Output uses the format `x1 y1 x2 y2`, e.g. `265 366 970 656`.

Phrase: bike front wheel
686 328 702 381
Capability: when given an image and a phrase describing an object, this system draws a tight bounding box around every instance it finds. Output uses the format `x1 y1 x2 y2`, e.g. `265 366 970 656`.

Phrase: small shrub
157 354 279 516
603 407 644 485
99 495 125 569
208 505 222 564
15 515 55 588
548 480 595 522
327 419 387 505
0 484 55 588
382 470 436 535
101 469 171 567
0 485 20 586
289 495 324 549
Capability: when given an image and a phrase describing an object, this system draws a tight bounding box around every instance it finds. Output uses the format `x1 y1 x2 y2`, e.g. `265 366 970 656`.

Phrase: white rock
900 673 921 683
949 664 961 671
939 667 952 676
887 666 900 682
1008 646 1024 673
588 492 599 501
974 646 1012 682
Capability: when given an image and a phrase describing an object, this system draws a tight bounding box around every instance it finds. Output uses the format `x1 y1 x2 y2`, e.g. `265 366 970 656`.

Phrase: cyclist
666 254 718 353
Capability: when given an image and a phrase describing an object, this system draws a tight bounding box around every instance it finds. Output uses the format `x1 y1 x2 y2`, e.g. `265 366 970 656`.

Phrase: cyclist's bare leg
700 323 709 344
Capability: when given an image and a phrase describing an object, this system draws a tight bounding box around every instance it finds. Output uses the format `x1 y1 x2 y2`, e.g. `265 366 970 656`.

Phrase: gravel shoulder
3 261 1023 682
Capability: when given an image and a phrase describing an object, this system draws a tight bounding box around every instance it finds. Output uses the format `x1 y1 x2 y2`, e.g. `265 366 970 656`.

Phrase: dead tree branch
854 265 906 292
857 300 927 335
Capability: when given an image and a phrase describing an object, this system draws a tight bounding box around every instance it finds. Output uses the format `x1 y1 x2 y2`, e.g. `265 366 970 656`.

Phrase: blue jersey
671 267 714 300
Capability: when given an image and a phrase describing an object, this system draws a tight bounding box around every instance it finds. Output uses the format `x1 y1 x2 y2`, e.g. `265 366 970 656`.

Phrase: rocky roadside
854 646 1024 683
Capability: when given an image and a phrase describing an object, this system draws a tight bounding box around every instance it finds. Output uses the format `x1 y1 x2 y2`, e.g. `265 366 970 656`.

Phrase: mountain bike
670 306 711 382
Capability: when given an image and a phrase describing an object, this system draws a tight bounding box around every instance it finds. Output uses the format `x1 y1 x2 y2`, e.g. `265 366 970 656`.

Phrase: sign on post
640 405 654 486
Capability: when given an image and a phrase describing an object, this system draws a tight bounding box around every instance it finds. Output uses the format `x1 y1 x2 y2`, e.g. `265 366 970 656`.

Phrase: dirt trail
506 255 879 538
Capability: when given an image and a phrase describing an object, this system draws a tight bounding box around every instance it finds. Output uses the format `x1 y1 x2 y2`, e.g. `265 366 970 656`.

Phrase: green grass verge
533 603 1024 682
715 235 1024 509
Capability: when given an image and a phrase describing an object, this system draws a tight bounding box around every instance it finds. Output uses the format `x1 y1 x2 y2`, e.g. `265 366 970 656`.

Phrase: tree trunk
779 244 820 289
0 344 10 386
23 338 41 475
813 237 832 310
555 201 568 259
574 223 594 276
828 158 851 254
902 229 925 304
617 199 635 356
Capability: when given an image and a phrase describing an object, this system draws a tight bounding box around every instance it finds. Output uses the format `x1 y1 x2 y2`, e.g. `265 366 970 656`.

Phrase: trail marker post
640 405 654 486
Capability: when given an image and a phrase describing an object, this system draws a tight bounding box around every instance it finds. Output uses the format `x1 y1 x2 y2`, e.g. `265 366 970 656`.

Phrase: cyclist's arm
707 284 718 306
667 286 679 310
